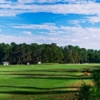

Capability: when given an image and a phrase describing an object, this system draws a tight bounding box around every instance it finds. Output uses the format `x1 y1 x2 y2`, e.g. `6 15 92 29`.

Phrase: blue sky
0 0 100 49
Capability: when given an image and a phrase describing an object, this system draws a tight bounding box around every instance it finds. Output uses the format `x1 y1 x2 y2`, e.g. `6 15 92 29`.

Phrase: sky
0 0 100 49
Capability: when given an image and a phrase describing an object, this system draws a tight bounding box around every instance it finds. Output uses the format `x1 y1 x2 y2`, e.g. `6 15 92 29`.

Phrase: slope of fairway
0 64 99 100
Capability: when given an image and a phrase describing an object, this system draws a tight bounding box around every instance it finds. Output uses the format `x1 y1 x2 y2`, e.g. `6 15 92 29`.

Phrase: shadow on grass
0 90 78 95
0 85 80 90
0 73 84 77
0 69 85 73
15 75 92 80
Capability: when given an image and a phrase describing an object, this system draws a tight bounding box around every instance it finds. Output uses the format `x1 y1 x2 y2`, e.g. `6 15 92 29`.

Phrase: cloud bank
0 0 100 49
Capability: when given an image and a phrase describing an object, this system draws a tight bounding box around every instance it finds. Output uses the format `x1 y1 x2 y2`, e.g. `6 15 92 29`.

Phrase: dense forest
0 42 100 64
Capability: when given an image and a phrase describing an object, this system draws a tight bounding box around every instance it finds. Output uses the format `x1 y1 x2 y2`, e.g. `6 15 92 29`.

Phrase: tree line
0 42 100 64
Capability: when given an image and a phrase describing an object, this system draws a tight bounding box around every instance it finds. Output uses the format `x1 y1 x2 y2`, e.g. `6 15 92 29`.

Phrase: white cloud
10 23 100 49
69 20 80 26
17 0 96 4
0 0 5 3
12 23 59 32
0 1 100 16
13 23 100 36
23 31 32 35
67 15 100 25
0 27 100 49
87 15 100 24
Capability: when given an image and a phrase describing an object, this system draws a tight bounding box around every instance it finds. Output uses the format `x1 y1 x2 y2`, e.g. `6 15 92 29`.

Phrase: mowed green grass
0 64 100 100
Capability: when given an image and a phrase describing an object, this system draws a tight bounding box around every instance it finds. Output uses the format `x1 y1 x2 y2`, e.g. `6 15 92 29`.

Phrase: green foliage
90 86 100 100
92 69 100 87
1 42 100 64
77 84 91 100
77 85 100 100
77 68 100 100
90 68 100 100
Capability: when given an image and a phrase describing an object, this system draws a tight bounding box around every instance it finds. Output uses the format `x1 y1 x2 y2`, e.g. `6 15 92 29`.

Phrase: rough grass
0 64 100 100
